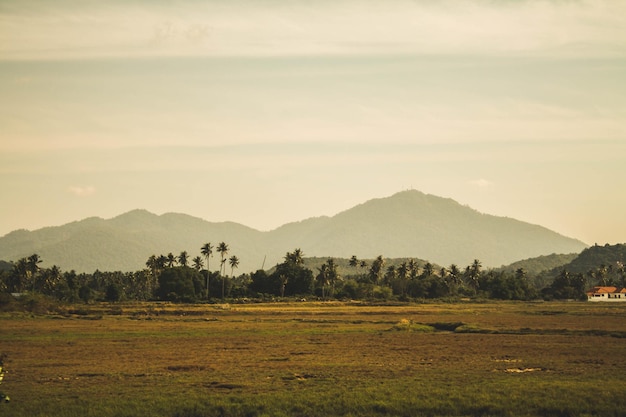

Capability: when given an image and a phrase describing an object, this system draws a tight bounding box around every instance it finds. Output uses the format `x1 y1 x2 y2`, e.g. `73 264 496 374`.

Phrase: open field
1 301 626 417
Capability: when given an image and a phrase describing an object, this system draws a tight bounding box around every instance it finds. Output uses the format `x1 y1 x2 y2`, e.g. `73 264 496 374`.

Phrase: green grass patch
389 318 435 332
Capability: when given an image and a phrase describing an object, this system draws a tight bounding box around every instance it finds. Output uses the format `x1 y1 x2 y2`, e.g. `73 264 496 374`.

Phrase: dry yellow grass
1 301 626 416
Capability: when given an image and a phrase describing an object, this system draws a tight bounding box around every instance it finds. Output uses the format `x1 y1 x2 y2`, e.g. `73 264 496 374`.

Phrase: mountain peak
0 190 588 272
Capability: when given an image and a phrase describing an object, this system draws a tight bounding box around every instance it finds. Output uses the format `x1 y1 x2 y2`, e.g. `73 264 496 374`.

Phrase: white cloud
469 179 493 188
67 185 96 197
1 0 625 60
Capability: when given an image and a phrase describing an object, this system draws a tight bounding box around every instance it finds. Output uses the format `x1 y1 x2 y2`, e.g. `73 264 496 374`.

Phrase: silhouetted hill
497 253 579 276
534 243 626 289
558 243 626 275
282 191 587 268
0 190 588 273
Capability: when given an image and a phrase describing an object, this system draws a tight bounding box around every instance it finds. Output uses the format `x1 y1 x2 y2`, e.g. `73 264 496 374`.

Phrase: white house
586 286 626 302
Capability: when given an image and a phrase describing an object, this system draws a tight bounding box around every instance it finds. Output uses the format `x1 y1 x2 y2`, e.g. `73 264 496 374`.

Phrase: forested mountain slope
0 190 588 273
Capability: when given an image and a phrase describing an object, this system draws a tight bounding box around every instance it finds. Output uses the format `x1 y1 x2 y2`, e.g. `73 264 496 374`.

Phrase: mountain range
0 190 588 273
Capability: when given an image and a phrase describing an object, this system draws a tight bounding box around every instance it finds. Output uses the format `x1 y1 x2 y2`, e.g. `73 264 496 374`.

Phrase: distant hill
0 190 588 273
556 243 626 275
497 253 579 276
534 243 626 289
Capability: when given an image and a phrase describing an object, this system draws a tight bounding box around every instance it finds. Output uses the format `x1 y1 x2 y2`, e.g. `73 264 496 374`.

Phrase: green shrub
390 319 435 332
0 292 19 312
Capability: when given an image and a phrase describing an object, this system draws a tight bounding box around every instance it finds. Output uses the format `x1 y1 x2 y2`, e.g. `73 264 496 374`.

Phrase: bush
0 293 19 312
105 283 122 302
156 267 202 302
21 294 61 315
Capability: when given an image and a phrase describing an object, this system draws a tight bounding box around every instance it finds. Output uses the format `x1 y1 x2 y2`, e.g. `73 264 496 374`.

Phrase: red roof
587 286 619 294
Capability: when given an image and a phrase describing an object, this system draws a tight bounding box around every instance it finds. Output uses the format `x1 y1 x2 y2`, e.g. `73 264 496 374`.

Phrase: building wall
588 293 626 302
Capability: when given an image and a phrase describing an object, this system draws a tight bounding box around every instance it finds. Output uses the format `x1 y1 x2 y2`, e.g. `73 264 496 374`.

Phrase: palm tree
38 265 62 295
192 256 204 272
285 248 304 266
407 259 419 280
385 265 397 287
465 259 482 294
146 255 158 274
216 242 229 276
229 255 239 278
221 255 239 299
422 262 434 279
200 243 213 272
157 255 167 270
316 263 329 299
359 260 368 281
369 255 385 284
326 258 340 298
443 264 460 295
617 261 626 287
27 254 42 274
216 242 228 298
200 243 214 299
279 274 288 298
27 254 42 291
166 253 176 268
398 262 409 296
178 251 189 267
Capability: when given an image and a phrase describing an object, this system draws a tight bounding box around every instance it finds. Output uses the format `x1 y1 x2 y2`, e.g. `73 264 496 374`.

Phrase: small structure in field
586 286 626 302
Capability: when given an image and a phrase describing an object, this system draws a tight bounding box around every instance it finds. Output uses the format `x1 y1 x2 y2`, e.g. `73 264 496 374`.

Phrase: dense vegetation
2 243 625 304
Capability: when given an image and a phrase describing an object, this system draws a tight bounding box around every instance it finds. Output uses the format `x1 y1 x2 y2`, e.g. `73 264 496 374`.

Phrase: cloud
469 179 493 188
67 185 96 197
2 0 625 60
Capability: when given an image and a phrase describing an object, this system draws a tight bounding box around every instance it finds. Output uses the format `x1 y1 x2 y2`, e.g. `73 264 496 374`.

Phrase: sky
1 0 625 246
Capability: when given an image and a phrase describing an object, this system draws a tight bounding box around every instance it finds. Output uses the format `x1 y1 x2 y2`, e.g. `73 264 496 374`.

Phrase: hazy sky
1 0 625 246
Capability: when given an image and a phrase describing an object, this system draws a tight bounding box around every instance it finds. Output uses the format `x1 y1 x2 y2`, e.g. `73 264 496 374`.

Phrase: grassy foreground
1 301 626 417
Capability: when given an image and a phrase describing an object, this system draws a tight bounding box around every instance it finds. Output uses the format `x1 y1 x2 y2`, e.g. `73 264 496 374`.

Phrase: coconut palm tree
407 259 419 280
192 256 204 272
285 248 304 266
422 262 434 279
316 263 330 299
216 242 228 298
216 242 229 276
359 260 368 281
326 258 340 298
166 253 176 268
385 265 397 287
200 243 213 272
369 256 385 284
397 262 409 296
27 254 42 291
229 255 239 278
146 255 158 274
219 255 238 299
12 257 30 292
200 243 214 299
178 251 189 267
27 254 42 275
465 259 482 294
279 274 288 298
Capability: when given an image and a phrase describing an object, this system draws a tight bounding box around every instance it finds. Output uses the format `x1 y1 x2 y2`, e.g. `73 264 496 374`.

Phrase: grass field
1 301 626 417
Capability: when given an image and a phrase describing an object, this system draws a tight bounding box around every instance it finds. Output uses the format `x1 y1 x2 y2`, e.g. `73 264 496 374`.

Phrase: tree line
1 244 621 303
